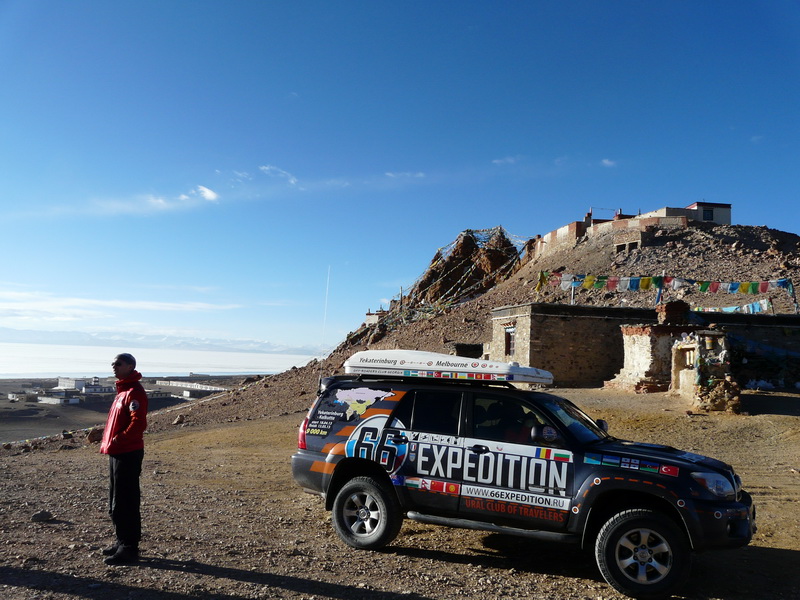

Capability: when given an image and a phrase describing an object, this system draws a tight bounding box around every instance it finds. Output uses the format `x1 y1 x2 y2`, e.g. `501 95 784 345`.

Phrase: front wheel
595 509 691 599
331 476 402 550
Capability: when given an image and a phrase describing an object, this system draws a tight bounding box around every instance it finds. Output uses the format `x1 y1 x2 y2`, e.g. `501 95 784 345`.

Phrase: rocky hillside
338 221 800 359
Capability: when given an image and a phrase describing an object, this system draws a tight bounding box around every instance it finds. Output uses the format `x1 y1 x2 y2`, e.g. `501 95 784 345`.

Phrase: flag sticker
621 457 640 470
659 464 680 477
640 461 660 473
584 453 602 465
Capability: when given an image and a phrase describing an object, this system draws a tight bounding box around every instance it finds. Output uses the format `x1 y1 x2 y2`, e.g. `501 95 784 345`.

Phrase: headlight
691 472 736 500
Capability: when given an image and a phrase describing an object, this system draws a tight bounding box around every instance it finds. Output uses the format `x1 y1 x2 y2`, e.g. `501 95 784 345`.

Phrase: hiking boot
103 546 139 565
101 543 120 556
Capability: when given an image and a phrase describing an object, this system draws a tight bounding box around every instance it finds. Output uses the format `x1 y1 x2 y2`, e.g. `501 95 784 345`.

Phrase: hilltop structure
521 201 731 262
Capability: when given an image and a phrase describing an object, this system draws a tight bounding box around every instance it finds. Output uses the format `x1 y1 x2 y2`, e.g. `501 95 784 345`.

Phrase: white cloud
750 135 764 144
492 156 518 165
195 185 219 201
601 159 617 168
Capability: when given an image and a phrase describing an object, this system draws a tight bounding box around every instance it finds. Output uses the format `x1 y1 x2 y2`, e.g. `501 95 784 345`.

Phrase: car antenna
318 265 332 390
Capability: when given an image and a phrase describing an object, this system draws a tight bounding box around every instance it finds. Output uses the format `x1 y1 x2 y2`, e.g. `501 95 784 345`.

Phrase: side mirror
596 419 609 433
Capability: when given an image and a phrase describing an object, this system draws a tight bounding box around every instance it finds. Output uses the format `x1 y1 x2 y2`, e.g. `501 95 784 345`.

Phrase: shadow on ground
740 390 800 417
393 534 800 600
0 561 433 600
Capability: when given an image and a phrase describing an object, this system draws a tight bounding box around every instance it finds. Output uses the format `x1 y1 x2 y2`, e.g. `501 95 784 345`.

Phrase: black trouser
108 448 144 549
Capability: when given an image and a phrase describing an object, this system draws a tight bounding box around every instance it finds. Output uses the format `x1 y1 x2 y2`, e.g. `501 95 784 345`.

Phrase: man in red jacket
100 353 148 565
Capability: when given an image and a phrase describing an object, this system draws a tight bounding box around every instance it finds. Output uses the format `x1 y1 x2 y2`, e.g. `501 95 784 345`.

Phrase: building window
504 326 516 356
703 208 714 221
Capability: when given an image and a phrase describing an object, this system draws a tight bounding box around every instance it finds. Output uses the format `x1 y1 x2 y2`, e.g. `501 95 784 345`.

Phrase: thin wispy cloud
601 159 617 168
140 283 221 294
92 187 221 215
8 183 223 221
259 164 300 186
384 171 425 178
492 156 519 165
0 290 240 327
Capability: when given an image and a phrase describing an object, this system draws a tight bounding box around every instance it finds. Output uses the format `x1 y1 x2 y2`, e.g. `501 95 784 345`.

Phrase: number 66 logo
345 416 408 474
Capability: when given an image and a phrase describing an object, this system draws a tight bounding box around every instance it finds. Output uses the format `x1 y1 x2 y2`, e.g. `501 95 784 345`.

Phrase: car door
391 388 465 516
457 391 574 530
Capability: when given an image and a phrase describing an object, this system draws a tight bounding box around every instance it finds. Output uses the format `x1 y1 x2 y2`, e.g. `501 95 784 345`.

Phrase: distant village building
155 380 227 392
48 376 115 401
82 381 115 395
146 389 175 400
37 393 81 405
54 376 113 394
56 377 88 391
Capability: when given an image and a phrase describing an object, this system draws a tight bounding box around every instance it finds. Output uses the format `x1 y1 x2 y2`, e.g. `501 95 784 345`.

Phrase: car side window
391 389 462 436
472 394 563 447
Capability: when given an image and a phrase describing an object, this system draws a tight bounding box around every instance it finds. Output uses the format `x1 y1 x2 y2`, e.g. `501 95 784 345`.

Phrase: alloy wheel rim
614 527 673 585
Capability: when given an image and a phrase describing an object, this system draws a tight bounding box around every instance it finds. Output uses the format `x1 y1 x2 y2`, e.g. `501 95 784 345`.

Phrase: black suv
292 351 755 599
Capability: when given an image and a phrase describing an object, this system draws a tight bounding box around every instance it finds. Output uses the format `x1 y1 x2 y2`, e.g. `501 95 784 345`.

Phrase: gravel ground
2 383 799 600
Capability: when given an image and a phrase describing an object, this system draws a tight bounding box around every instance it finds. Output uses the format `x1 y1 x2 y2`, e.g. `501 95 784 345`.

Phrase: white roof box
344 350 553 385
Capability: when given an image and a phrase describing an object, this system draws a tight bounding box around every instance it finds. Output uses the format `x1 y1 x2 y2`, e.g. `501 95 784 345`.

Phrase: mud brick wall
490 304 656 387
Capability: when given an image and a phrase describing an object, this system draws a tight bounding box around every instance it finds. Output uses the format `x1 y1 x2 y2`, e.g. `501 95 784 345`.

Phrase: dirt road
1 387 799 599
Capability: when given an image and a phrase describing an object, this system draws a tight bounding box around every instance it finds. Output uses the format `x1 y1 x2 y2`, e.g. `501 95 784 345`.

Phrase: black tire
595 509 691 599
331 476 403 550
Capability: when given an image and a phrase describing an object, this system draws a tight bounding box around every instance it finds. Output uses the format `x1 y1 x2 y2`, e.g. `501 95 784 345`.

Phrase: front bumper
689 490 756 551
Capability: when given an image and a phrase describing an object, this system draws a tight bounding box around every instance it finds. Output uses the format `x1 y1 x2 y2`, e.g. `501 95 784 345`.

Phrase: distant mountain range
0 327 323 356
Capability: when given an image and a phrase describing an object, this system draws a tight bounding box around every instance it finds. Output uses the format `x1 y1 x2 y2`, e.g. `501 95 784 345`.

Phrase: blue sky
1 1 798 354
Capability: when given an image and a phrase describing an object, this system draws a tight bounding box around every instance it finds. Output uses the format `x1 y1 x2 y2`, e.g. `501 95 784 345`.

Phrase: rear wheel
595 509 691 599
331 476 402 550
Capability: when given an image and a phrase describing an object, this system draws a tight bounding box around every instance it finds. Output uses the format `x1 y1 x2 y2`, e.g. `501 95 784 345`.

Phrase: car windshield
535 394 610 444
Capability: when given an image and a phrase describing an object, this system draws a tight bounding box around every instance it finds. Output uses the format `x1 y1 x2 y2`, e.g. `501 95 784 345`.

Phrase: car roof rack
318 373 518 394
343 349 553 385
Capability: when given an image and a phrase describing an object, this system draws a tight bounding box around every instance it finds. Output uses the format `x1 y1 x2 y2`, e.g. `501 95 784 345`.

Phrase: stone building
604 301 701 392
488 303 655 386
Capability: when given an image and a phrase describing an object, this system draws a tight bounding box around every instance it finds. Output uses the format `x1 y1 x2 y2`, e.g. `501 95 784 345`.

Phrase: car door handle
469 445 490 454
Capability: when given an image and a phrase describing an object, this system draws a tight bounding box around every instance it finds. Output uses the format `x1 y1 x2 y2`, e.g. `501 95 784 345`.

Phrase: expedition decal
411 441 572 497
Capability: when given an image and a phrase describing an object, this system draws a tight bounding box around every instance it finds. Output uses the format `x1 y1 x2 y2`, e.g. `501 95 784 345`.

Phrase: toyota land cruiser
291 350 755 599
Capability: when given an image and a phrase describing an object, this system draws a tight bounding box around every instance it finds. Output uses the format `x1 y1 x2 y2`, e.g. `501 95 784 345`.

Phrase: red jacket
100 371 148 454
